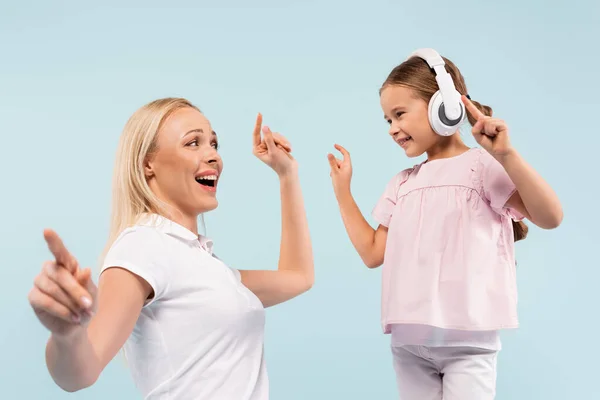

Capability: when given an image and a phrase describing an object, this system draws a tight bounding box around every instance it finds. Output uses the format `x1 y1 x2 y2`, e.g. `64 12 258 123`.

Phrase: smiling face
144 107 223 221
380 84 441 158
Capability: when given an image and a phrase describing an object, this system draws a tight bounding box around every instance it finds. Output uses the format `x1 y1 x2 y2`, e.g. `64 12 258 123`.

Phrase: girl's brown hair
381 56 528 241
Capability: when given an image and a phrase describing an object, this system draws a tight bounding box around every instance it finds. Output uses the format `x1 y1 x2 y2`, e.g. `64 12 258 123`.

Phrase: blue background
1 1 597 398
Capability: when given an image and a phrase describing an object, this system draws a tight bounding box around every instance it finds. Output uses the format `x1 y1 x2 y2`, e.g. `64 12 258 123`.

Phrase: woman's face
145 107 223 219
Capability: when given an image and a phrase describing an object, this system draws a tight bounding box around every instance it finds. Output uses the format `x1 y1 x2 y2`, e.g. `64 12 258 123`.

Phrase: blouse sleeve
372 170 410 227
480 151 524 220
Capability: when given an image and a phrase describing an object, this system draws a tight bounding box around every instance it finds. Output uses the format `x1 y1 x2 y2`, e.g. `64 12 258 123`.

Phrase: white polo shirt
101 214 268 400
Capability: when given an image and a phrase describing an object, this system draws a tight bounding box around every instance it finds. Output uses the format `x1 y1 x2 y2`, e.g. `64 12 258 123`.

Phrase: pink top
372 148 523 336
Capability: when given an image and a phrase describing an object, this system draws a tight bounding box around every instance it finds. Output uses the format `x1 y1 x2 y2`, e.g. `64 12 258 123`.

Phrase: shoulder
373 165 419 225
377 167 415 199
101 224 173 298
463 148 505 182
471 147 500 168
388 165 417 187
110 225 167 251
471 148 511 182
103 224 171 267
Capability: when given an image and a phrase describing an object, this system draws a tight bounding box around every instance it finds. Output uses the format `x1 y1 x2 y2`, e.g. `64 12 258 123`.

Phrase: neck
169 211 199 234
426 136 470 161
149 181 199 234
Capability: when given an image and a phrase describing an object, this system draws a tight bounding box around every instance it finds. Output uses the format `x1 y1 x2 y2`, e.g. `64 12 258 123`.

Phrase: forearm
277 169 314 287
335 189 380 267
499 149 563 229
46 329 100 392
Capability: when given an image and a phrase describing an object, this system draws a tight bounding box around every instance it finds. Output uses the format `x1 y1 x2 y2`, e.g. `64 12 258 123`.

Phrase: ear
144 157 155 179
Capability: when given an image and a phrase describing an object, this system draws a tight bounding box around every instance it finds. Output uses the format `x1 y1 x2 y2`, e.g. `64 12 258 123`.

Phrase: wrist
495 147 520 166
335 185 352 202
277 165 299 182
51 326 88 347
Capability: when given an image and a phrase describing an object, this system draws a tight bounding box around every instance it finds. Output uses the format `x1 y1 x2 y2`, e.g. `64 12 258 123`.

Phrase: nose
206 147 221 166
388 121 401 137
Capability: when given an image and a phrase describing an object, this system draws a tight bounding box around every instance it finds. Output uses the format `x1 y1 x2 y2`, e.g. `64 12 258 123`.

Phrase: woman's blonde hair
101 97 200 260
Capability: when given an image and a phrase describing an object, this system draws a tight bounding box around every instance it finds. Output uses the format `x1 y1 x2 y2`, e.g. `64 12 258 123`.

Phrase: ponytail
512 219 528 242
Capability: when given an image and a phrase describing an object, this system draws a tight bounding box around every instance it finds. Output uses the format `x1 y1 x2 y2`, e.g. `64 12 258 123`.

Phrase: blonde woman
27 98 314 399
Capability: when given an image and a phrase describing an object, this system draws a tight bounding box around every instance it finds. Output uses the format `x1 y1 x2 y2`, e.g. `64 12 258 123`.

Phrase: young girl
327 48 563 399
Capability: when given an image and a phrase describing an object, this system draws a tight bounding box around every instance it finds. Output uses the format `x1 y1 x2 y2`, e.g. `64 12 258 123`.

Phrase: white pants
392 345 498 400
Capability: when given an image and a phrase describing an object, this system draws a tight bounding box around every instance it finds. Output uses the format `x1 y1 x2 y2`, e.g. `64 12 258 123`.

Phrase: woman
27 98 314 399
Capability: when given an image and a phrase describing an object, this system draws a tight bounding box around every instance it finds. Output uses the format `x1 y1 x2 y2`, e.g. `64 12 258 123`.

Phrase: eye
396 111 405 118
211 140 219 150
386 119 392 125
187 139 199 147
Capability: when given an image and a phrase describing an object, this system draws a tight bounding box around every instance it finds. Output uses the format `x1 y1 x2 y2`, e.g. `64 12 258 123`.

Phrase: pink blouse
372 148 523 336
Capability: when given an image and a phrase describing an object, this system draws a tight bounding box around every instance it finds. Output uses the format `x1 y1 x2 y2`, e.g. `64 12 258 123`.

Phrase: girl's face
380 84 440 158
145 107 223 220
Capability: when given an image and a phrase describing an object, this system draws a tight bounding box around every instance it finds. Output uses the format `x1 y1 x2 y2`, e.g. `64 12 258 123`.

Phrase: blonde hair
101 97 200 260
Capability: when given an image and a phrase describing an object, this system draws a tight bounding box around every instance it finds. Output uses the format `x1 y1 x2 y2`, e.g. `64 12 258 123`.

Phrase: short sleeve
480 151 524 220
372 170 409 227
101 226 170 307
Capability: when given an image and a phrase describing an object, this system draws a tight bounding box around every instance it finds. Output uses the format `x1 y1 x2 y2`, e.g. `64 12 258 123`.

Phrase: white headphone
407 48 466 136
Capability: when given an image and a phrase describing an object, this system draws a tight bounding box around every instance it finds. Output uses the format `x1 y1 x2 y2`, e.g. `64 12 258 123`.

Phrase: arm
240 169 314 308
499 150 563 229
328 144 388 269
46 268 150 391
335 188 388 268
241 120 314 308
462 95 563 229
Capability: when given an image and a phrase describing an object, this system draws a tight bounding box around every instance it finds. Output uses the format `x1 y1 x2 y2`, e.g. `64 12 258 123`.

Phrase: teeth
197 175 217 180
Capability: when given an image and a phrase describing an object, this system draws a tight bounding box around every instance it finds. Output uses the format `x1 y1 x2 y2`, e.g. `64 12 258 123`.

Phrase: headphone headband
407 48 462 121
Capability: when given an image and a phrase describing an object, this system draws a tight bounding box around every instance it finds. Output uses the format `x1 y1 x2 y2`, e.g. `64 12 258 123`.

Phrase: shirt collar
137 213 214 254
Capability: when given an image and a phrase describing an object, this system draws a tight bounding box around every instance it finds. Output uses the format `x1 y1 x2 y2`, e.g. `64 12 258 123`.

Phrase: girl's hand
252 113 297 177
327 144 353 198
28 230 97 338
462 95 514 160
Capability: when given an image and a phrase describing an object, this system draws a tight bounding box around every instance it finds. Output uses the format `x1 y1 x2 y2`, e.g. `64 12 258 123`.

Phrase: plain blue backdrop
1 1 598 399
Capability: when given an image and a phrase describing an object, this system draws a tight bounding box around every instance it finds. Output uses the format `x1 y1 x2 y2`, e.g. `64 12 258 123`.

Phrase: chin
199 198 219 213
190 194 219 215
404 148 426 158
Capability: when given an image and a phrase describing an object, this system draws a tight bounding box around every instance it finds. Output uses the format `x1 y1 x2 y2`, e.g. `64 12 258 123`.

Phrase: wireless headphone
407 48 466 136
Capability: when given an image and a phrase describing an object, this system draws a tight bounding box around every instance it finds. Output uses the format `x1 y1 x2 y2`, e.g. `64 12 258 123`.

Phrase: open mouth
195 174 218 189
397 136 412 147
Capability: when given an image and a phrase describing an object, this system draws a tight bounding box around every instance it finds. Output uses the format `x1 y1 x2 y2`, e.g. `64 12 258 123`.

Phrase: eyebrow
384 106 406 119
183 128 217 138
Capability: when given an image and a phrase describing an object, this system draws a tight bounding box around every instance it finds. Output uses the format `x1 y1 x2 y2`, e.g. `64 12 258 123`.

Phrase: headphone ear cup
427 91 465 136
428 91 447 136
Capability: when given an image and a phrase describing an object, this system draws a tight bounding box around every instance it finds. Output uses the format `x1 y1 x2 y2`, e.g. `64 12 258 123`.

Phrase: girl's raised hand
327 144 353 198
462 95 514 160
